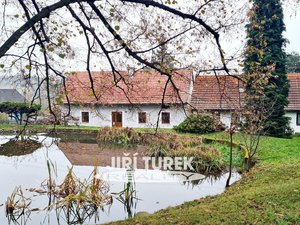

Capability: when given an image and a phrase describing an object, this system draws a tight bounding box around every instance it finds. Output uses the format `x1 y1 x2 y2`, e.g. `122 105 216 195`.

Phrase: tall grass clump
97 128 228 174
169 146 224 174
97 128 203 147
6 166 112 224
5 186 32 224
97 127 142 145
112 169 138 218
26 166 112 223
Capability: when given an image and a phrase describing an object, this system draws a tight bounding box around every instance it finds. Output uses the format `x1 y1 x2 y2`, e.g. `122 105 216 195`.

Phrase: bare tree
239 78 280 170
0 0 248 122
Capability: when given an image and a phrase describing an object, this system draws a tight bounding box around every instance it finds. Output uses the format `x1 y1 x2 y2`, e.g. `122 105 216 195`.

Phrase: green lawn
0 124 177 133
109 133 300 225
0 123 100 131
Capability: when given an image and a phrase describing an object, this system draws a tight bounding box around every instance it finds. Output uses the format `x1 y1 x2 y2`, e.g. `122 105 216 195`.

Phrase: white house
190 75 244 128
285 74 300 133
190 74 300 133
61 70 300 133
60 70 193 128
0 89 27 123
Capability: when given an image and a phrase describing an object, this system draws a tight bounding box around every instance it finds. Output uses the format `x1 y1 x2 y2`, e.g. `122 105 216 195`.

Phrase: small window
138 112 147 124
231 113 240 124
213 111 220 117
191 109 198 114
162 112 170 124
297 113 300 126
82 112 89 123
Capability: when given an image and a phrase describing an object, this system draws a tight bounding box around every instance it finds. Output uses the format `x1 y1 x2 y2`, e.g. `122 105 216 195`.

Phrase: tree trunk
226 132 233 187
20 113 23 125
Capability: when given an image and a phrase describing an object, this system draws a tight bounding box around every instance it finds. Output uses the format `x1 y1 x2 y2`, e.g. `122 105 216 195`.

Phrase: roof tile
191 74 300 111
286 73 300 110
191 75 244 110
64 70 192 105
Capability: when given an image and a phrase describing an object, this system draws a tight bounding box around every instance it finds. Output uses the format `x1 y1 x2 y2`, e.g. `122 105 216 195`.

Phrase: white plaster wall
64 106 300 133
219 111 300 133
285 112 300 133
61 104 188 129
220 112 232 128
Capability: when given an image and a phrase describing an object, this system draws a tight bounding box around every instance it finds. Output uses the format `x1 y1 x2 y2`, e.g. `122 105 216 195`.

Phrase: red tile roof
191 73 300 111
191 75 244 110
63 70 192 105
286 73 300 111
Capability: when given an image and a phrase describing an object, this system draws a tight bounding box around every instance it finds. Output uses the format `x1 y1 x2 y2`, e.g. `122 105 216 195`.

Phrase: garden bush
0 113 9 124
174 114 225 134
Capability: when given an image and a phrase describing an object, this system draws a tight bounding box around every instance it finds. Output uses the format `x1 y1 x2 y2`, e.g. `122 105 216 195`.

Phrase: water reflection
53 132 98 144
59 142 148 168
0 134 241 225
0 136 41 157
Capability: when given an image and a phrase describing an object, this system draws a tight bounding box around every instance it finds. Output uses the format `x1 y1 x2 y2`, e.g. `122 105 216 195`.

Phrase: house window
162 112 170 124
191 109 198 114
82 112 89 123
231 113 240 124
297 113 300 126
138 112 147 124
213 111 220 117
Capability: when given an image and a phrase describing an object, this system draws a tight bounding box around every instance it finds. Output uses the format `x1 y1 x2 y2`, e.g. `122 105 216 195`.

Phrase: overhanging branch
0 0 82 58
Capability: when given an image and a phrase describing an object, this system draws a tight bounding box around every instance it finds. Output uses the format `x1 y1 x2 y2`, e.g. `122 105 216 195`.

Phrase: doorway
112 112 123 128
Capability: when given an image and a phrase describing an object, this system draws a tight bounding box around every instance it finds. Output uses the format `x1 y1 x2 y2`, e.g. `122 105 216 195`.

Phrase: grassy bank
0 124 104 137
0 123 99 132
0 124 175 134
109 133 300 225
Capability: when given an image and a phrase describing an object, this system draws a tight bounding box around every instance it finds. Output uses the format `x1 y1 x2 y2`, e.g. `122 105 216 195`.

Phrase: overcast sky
284 6 300 53
0 1 299 76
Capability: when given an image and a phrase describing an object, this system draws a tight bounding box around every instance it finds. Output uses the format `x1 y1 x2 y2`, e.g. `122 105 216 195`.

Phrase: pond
0 133 241 225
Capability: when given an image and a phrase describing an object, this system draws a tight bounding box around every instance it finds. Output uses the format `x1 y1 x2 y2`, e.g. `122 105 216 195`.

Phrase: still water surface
0 134 240 225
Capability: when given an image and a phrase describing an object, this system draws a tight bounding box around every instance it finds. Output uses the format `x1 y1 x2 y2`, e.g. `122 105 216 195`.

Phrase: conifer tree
244 0 292 137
